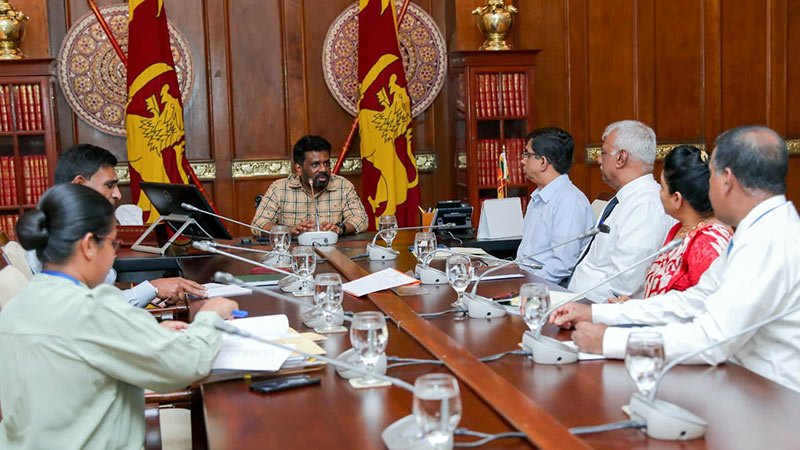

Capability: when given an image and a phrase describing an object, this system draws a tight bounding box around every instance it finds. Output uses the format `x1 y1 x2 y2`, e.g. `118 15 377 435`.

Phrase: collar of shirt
614 173 658 204
287 174 338 192
41 270 84 287
738 195 787 230
531 173 571 204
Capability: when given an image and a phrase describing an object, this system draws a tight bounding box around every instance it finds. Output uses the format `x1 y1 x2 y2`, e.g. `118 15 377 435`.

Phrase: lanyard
747 201 789 229
41 270 82 287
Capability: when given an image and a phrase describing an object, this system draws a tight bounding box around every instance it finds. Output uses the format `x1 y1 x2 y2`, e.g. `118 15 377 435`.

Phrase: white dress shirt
598 195 800 393
568 174 676 302
516 174 594 283
25 250 157 308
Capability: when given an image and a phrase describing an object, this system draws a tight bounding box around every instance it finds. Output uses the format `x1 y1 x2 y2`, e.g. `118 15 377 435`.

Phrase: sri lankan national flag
357 0 421 228
125 0 189 222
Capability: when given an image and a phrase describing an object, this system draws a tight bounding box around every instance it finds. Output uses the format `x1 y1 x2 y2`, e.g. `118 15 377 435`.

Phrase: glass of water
446 254 472 308
413 373 462 449
519 283 551 332
624 330 665 396
269 225 290 254
414 231 437 261
314 273 343 332
291 246 316 296
379 215 399 249
349 311 389 385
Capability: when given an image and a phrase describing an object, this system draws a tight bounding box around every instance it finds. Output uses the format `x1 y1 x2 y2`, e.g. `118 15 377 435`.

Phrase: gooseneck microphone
192 241 310 282
181 202 271 236
297 178 338 246
368 223 456 262
523 238 682 365
421 248 542 271
214 320 413 391
459 225 610 320
628 295 800 440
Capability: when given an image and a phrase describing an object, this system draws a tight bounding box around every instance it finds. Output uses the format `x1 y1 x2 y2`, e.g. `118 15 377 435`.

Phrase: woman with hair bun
614 145 733 301
0 184 238 449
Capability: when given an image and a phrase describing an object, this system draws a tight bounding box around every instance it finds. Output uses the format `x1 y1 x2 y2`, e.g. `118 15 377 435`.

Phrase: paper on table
202 282 252 298
343 268 420 297
212 314 294 371
563 341 606 361
429 247 490 260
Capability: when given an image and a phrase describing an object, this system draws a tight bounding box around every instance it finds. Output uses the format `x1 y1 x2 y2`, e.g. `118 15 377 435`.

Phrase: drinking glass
624 330 665 396
349 311 389 385
269 225 290 254
414 231 437 261
413 373 462 450
446 254 472 308
291 246 316 296
314 273 343 332
519 283 551 332
379 215 399 249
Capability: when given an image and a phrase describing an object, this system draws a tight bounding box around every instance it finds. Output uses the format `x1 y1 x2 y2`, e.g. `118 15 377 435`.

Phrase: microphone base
415 264 448 285
279 275 302 293
464 294 508 319
334 348 388 379
628 393 707 440
298 230 338 246
300 306 345 329
261 252 291 268
382 414 441 450
521 331 579 364
368 243 400 261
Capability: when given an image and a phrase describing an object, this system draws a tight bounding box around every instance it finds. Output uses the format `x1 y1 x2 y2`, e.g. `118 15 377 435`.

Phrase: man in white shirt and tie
567 120 675 301
552 126 800 393
516 127 594 284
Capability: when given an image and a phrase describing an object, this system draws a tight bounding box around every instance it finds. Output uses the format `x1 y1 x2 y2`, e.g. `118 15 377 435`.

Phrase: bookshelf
449 50 539 225
0 59 59 240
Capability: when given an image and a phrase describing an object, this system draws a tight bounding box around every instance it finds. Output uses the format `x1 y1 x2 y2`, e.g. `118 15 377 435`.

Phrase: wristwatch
335 221 347 236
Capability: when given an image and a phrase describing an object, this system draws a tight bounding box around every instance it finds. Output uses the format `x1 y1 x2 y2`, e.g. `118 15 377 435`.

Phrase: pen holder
420 211 435 232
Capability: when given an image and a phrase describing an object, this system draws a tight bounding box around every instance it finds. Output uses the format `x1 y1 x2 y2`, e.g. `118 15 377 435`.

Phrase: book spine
20 85 29 131
8 157 16 204
519 73 527 116
490 74 498 117
479 140 486 186
33 85 42 130
503 73 510 116
479 74 487 118
22 156 31 204
0 157 8 205
3 86 11 131
41 155 50 190
0 85 7 131
31 156 39 203
12 86 21 130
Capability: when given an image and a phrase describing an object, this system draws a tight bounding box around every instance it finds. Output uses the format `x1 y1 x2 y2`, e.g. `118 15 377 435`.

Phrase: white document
212 314 294 371
343 268 421 297
563 341 606 361
202 282 252 298
477 198 524 239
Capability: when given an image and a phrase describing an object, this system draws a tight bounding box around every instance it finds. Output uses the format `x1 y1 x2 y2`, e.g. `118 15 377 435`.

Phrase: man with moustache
252 135 368 236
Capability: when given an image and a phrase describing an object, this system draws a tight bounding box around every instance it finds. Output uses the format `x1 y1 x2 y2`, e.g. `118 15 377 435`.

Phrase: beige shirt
251 174 369 233
0 273 222 450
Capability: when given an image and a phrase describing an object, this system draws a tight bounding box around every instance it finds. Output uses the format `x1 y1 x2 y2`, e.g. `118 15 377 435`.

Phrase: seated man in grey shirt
26 144 206 308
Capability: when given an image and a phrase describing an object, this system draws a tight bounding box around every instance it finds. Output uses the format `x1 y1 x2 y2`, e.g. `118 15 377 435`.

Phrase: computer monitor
139 182 232 240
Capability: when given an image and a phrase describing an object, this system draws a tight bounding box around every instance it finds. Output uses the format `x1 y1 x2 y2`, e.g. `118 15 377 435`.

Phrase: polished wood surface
147 232 800 449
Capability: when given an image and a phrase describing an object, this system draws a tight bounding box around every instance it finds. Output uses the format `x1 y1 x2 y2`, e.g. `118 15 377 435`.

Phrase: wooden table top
158 235 800 449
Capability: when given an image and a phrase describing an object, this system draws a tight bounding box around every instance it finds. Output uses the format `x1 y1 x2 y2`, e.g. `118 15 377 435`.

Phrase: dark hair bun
16 209 49 251
663 145 712 213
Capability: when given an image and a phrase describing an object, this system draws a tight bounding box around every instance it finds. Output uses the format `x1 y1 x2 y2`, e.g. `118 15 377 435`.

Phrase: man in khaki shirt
251 135 369 236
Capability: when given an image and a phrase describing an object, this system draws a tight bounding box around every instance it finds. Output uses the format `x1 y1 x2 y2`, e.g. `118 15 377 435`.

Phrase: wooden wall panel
786 0 800 137
13 0 50 59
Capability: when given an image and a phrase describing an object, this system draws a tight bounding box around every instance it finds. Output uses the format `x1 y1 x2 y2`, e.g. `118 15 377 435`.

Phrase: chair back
1 241 33 280
0 265 28 309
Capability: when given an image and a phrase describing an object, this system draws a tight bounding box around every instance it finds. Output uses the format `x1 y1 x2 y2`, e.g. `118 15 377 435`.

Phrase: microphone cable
451 420 646 447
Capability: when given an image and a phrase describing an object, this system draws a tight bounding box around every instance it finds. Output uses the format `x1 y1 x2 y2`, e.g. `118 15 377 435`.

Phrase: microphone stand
460 225 607 320
368 223 457 261
297 179 339 246
627 298 800 440
523 239 682 365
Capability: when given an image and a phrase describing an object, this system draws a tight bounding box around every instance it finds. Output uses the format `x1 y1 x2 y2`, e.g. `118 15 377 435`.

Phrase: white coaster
349 377 392 389
313 325 348 334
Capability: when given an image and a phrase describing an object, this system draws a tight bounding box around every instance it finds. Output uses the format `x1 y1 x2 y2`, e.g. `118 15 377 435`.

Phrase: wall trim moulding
115 162 217 183
585 143 707 164
457 152 467 169
787 139 800 155
231 154 438 179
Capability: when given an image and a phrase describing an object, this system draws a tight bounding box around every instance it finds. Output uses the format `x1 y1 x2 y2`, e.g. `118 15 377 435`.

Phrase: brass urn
472 0 517 51
0 1 29 60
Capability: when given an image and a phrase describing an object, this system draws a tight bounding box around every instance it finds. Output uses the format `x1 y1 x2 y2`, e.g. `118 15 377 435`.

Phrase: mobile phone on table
249 375 320 394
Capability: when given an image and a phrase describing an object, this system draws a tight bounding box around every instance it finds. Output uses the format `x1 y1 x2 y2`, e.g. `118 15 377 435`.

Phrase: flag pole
332 0 412 175
87 0 220 216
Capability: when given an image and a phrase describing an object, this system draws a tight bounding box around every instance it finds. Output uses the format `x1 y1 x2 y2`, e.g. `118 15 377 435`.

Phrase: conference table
122 231 800 449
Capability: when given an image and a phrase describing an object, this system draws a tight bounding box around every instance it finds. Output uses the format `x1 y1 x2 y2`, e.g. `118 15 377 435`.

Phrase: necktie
567 196 619 280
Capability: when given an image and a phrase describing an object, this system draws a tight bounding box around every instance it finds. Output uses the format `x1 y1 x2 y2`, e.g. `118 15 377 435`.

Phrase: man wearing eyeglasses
24 144 207 309
516 127 594 283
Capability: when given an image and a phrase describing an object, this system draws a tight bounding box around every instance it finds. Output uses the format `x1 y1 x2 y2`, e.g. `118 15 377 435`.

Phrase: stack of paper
212 314 295 371
343 268 420 297
202 282 253 298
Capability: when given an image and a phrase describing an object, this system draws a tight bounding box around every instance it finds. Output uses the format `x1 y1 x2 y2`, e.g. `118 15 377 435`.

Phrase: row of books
0 214 18 240
0 155 49 206
476 73 527 118
476 138 527 186
0 83 43 132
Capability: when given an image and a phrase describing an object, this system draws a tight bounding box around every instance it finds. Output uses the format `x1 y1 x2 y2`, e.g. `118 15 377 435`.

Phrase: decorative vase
472 0 517 51
0 1 29 60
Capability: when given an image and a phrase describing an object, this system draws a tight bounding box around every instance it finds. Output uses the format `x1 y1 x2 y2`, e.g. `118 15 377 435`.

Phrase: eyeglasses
96 234 121 253
522 151 541 160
